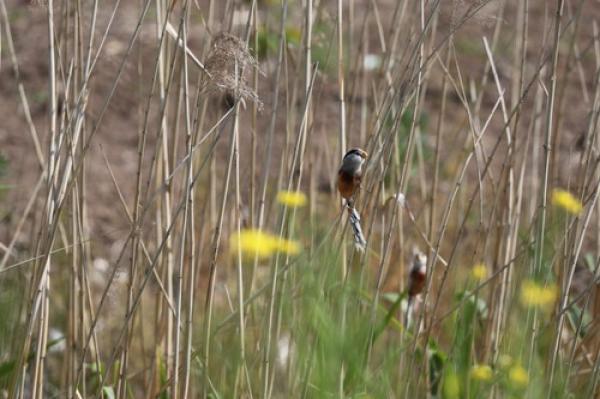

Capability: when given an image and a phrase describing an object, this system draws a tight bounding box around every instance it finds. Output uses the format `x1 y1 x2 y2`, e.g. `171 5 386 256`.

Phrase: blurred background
1 0 600 397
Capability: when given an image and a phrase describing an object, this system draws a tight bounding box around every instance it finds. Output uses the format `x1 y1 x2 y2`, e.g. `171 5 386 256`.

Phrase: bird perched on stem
337 148 368 207
337 148 368 250
405 248 427 329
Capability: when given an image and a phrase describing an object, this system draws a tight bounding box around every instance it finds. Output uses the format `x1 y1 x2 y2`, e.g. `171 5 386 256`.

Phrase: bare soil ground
1 0 599 282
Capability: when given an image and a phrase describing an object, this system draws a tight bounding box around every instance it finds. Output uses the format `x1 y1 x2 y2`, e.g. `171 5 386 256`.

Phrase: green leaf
381 292 401 303
454 291 488 320
371 291 407 344
566 303 592 337
584 253 596 273
102 386 115 399
452 291 478 376
0 358 16 379
0 153 7 178
0 337 64 382
428 340 447 397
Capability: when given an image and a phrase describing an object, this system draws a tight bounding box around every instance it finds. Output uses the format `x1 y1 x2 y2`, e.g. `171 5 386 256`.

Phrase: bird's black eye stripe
344 149 362 158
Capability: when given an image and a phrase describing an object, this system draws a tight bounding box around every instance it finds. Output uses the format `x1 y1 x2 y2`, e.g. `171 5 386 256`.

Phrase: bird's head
411 248 427 275
340 148 368 175
344 148 368 160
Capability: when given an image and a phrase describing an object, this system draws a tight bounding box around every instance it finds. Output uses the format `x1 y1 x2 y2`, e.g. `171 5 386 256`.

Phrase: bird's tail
347 204 367 251
404 295 414 329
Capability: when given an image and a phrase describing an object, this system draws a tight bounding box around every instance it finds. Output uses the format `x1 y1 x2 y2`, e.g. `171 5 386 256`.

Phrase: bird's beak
359 150 368 159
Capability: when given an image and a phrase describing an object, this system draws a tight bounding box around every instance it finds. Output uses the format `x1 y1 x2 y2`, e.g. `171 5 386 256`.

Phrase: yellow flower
470 364 493 381
520 280 558 308
285 26 302 45
274 237 300 255
508 364 528 387
471 263 487 281
443 371 460 399
230 229 300 259
552 189 583 215
276 190 307 208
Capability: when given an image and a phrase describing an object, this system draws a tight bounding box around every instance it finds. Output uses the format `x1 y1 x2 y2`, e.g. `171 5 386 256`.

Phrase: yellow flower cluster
508 364 529 387
230 229 300 259
520 280 558 309
471 263 488 281
470 364 493 381
552 189 583 215
276 190 307 207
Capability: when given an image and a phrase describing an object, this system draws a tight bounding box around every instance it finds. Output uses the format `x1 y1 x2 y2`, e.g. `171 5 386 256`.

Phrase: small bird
405 248 427 329
337 148 368 206
337 148 368 250
408 250 427 297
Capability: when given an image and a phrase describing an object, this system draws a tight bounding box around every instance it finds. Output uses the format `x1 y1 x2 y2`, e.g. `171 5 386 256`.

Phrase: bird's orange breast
337 170 361 200
408 268 426 296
